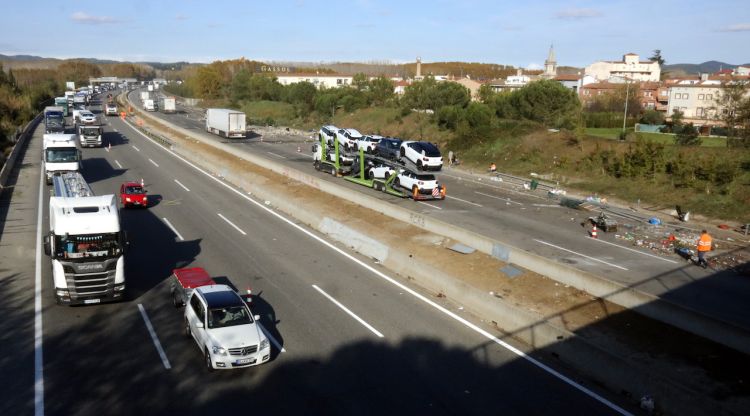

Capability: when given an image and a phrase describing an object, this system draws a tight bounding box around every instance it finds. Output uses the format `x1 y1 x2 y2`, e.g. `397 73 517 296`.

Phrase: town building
554 74 582 93
579 81 660 110
585 53 661 82
276 73 354 89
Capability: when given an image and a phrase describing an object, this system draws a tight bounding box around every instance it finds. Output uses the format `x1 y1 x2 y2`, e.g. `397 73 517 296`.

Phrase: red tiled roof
554 74 582 81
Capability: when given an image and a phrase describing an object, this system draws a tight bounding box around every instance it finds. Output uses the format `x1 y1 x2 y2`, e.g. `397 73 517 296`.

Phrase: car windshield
125 186 144 194
208 305 252 328
385 141 400 148
419 143 441 157
416 174 436 181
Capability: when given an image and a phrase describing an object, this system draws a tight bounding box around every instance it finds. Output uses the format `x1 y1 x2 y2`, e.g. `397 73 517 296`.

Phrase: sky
1 0 749 68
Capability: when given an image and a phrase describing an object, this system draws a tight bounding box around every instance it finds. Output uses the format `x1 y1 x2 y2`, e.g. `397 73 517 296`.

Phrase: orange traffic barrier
440 185 446 199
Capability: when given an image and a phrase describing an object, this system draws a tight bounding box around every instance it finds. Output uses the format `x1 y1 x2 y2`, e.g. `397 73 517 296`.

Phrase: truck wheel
205 350 215 372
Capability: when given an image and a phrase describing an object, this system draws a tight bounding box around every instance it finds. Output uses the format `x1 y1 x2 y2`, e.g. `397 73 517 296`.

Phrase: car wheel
400 148 405 158
417 160 423 171
205 350 215 372
384 173 391 181
353 144 359 152
367 169 374 180
394 178 400 188
184 318 191 338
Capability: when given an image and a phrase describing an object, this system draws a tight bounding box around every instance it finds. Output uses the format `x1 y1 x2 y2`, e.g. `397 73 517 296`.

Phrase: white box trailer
205 108 246 138
140 91 150 101
144 99 157 112
160 97 176 113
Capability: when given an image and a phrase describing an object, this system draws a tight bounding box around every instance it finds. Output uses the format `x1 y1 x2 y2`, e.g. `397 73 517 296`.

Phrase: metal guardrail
0 112 43 191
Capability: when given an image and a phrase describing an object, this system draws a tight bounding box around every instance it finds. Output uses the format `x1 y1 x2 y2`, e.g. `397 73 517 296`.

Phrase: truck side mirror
43 235 52 257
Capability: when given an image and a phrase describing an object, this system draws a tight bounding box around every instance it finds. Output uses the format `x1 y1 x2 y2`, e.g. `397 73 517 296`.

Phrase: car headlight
212 346 227 356
260 338 270 350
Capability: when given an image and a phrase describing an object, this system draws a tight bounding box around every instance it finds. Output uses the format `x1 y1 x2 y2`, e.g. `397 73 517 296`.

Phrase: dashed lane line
534 239 629 271
162 218 184 241
174 179 190 192
217 213 247 235
137 304 172 370
312 285 384 338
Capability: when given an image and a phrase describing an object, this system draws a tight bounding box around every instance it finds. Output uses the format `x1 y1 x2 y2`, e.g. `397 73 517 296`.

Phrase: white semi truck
143 99 157 112
43 172 127 305
205 108 246 138
78 125 103 147
43 134 81 184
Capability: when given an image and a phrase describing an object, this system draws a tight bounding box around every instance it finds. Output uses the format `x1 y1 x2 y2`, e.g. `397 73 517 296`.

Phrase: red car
119 182 148 208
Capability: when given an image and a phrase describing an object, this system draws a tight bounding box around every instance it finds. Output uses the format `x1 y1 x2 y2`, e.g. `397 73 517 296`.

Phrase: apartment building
666 76 750 126
276 73 354 89
585 53 661 82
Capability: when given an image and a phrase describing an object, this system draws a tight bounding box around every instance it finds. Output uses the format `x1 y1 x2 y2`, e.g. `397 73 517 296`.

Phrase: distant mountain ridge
664 61 750 75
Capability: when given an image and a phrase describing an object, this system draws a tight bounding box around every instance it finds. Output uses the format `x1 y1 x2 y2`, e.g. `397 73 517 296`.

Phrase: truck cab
44 172 127 305
78 125 103 147
44 106 66 134
184 284 270 371
43 134 81 184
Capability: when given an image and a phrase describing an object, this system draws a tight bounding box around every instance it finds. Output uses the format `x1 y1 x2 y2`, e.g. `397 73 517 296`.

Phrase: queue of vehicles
40 87 273 371
313 125 446 200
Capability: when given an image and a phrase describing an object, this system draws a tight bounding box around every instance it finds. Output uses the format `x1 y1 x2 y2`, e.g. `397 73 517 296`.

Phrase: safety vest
697 234 712 252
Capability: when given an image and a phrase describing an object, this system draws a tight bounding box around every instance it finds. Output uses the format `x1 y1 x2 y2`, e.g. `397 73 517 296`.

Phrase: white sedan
79 111 97 124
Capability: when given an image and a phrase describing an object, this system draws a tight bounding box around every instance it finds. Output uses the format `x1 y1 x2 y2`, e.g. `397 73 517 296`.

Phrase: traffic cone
245 288 253 303
297 145 301 152
140 178 144 186
590 224 598 239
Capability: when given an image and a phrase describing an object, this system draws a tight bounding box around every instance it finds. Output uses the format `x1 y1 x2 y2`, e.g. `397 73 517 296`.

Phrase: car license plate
84 299 101 304
237 358 255 365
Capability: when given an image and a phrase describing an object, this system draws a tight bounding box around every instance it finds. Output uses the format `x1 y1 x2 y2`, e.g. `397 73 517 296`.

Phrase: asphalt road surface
0 93 635 415
137 89 750 335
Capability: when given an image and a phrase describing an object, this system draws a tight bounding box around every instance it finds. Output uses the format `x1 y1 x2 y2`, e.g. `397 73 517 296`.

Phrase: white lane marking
217 213 247 235
105 146 110 153
592 238 679 264
162 218 184 241
122 118 632 415
534 239 629 271
447 195 483 207
174 179 190 192
137 304 172 369
148 158 159 167
531 203 562 208
132 145 140 152
257 322 286 353
267 151 287 159
312 285 384 338
35 166 45 416
115 160 123 169
417 201 442 210
475 191 523 205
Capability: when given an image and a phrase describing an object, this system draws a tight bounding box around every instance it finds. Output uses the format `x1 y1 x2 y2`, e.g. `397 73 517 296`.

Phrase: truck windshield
46 148 78 162
46 115 64 127
55 233 122 259
208 306 252 328
82 128 99 136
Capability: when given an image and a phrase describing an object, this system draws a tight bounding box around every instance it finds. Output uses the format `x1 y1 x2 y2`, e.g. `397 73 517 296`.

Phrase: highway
0 92 635 415
139 89 750 333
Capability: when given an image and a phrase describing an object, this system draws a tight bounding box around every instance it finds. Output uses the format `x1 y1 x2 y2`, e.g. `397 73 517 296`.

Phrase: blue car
375 137 403 160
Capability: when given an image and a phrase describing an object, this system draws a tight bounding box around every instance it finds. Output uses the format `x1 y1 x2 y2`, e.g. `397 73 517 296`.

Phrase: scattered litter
648 217 661 225
264 200 271 205
448 243 476 254
458 306 464 310
500 264 523 278
718 224 730 230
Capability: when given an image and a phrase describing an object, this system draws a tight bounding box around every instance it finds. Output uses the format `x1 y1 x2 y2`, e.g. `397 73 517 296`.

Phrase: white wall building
735 65 750 76
277 74 354 89
585 53 661 82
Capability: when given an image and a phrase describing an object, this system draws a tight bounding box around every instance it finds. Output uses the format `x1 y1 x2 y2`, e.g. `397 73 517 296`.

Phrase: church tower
544 44 557 78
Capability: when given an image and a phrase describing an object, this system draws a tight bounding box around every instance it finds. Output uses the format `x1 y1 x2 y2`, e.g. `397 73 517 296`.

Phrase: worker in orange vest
696 229 712 269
